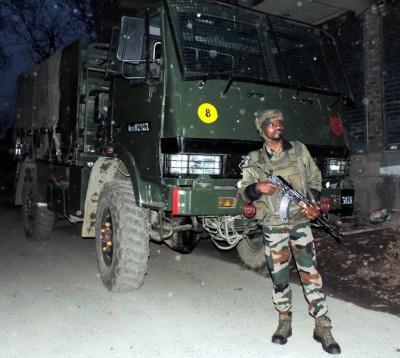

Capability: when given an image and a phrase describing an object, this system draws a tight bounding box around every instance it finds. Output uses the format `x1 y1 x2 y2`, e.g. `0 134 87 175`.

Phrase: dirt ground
312 217 400 317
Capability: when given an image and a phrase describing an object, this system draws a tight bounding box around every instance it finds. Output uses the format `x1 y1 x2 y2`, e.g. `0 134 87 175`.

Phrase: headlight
327 159 349 177
165 154 222 176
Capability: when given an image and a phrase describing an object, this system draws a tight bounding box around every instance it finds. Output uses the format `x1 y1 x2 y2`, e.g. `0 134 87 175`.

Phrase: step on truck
14 0 354 291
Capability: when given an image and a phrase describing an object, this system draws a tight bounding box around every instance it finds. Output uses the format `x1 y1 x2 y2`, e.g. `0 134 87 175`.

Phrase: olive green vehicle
13 0 354 291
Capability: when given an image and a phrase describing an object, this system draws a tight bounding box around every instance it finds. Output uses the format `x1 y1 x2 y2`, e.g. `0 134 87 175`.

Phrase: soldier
239 109 341 354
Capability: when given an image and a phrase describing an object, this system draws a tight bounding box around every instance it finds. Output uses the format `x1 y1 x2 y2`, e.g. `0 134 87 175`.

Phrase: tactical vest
248 141 307 225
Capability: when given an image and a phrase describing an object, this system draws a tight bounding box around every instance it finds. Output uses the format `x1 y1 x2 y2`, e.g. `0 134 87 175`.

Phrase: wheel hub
100 209 113 266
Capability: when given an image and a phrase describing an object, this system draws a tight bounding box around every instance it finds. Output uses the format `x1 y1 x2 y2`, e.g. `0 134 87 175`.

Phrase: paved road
1 203 399 357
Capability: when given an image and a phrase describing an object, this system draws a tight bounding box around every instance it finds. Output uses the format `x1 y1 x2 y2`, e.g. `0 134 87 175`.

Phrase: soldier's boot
271 311 292 345
313 315 341 354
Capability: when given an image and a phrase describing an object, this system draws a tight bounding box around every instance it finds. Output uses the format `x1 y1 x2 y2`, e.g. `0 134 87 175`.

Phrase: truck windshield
166 0 351 97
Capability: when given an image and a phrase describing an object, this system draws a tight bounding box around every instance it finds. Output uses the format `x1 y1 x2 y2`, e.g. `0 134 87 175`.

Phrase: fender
113 143 167 212
111 143 146 205
81 153 143 237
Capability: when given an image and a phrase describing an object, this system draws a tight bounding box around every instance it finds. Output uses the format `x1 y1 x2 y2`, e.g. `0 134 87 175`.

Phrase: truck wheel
21 176 55 241
236 234 266 269
95 180 150 291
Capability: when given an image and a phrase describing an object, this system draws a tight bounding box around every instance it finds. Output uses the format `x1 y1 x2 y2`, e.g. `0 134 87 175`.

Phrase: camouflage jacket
239 139 322 227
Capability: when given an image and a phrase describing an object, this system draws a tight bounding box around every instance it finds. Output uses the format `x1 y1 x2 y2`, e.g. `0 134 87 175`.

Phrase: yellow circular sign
198 103 218 124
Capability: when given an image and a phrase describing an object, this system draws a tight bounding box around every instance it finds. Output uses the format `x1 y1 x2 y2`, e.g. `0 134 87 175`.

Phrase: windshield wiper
329 94 355 110
292 89 313 105
222 77 234 96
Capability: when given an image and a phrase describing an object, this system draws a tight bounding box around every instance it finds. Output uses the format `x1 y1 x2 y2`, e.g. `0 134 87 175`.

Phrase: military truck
13 0 354 291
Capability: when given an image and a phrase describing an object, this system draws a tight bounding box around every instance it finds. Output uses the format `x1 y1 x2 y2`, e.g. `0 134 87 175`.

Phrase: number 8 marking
198 103 218 124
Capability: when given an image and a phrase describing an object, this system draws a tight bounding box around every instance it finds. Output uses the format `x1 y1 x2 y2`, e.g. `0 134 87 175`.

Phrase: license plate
341 195 353 206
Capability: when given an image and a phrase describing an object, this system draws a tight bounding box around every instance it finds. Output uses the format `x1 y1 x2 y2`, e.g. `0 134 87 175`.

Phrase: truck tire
236 234 266 269
95 180 150 292
21 175 55 241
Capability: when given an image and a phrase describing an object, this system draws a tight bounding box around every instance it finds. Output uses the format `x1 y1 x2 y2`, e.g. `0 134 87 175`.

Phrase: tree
0 11 10 73
3 0 98 63
0 46 9 72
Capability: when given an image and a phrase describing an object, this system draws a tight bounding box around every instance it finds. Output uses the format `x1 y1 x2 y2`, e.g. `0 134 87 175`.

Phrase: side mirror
117 16 145 61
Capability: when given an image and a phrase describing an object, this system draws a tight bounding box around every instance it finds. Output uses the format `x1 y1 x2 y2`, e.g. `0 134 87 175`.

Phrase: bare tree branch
0 11 11 72
3 0 99 63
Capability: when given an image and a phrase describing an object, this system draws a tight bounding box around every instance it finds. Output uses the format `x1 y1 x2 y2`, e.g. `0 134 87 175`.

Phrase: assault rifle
266 172 343 243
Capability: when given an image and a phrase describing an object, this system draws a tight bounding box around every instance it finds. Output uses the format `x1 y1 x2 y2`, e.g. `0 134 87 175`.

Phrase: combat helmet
254 109 284 141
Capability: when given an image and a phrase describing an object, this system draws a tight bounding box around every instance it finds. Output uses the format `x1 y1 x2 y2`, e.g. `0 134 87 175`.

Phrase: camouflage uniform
240 137 328 318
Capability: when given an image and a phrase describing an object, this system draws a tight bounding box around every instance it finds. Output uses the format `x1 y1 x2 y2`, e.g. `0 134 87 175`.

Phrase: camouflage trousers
262 221 328 317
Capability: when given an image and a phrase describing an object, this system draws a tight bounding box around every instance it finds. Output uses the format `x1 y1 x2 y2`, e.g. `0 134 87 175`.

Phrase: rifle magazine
279 193 292 223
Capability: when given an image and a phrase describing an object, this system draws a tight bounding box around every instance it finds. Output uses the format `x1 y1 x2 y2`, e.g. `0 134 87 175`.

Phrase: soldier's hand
256 181 280 196
299 201 320 220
